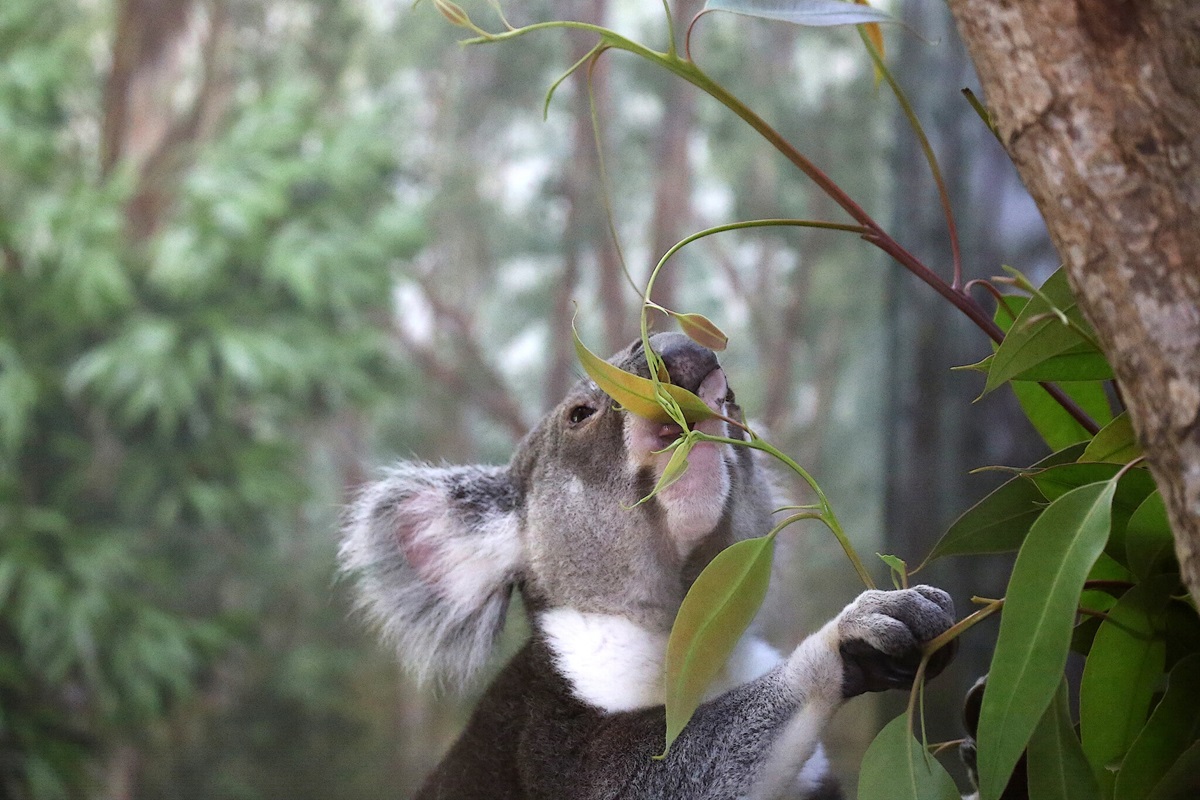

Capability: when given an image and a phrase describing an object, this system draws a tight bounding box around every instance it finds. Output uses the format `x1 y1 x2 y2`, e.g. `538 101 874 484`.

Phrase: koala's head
340 332 777 685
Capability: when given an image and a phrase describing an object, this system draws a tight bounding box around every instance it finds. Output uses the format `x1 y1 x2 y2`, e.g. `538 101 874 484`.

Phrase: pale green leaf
662 535 776 755
671 312 729 352
704 0 895 27
573 327 714 425
858 714 960 800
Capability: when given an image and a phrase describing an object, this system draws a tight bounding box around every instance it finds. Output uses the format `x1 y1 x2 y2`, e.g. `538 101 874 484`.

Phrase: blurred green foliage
0 0 423 796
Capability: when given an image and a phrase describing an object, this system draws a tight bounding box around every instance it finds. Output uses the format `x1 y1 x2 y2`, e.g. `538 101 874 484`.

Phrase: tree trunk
647 0 703 324
947 0 1200 609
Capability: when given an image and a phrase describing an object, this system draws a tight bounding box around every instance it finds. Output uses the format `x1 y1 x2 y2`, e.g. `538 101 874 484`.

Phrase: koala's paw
836 585 956 699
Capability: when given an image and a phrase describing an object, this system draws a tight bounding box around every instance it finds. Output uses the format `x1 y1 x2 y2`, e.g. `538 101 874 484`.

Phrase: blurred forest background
1 0 1063 797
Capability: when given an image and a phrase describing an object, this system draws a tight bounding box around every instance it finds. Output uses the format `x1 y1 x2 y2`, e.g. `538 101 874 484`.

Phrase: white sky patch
393 282 434 344
499 324 546 376
794 383 818 428
793 41 866 105
498 256 549 294
622 91 664 129
479 118 563 215
691 135 734 221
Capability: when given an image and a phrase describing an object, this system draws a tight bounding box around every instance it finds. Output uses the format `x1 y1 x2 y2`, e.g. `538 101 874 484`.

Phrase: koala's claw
836 585 957 699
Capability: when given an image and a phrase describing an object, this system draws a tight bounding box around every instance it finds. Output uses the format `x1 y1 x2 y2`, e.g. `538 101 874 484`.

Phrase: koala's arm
517 586 955 800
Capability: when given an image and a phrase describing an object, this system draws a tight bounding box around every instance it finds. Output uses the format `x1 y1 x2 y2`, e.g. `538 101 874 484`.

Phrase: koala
340 332 956 800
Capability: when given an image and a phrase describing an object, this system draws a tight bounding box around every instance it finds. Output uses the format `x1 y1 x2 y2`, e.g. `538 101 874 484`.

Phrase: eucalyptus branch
922 597 1004 657
694 431 877 590
456 14 1101 433
857 26 963 289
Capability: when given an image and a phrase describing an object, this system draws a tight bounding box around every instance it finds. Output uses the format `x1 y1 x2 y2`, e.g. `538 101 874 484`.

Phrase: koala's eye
567 404 597 426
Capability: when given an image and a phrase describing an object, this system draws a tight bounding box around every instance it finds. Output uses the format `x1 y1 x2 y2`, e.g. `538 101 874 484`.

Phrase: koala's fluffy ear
339 463 523 687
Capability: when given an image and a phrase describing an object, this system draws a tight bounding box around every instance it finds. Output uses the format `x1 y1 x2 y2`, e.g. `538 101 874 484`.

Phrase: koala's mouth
649 367 728 449
634 365 733 551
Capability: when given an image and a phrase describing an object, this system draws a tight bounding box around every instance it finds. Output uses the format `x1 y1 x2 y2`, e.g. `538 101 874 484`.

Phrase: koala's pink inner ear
391 489 451 586
388 485 524 610
394 519 441 584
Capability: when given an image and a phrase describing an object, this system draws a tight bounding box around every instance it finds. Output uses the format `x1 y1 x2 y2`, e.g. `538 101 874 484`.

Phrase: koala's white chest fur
539 608 833 799
539 608 786 713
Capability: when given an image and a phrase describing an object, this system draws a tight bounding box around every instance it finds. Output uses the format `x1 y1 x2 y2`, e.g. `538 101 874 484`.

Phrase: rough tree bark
947 0 1200 608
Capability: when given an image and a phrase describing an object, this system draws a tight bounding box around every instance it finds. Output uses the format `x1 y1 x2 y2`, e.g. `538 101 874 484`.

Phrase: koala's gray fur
340 332 956 799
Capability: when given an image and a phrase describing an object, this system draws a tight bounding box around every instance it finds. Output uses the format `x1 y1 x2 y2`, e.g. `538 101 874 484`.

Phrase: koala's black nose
651 332 719 395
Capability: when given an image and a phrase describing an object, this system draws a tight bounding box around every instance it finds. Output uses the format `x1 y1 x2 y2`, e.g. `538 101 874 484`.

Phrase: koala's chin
340 332 958 800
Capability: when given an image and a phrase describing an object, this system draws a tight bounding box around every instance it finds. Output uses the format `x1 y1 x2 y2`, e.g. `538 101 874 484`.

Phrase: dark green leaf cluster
865 268 1199 800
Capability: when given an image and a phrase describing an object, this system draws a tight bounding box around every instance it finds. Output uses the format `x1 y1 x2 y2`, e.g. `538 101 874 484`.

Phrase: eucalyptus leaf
858 714 960 800
1079 576 1173 795
671 312 729 352
1115 654 1200 800
572 327 714 425
1026 465 1155 564
704 0 895 27
662 535 776 755
976 479 1116 800
1080 412 1142 464
1027 680 1101 800
926 443 1085 561
629 435 695 507
1009 379 1112 451
1125 492 1176 580
1008 349 1115 383
985 268 1109 395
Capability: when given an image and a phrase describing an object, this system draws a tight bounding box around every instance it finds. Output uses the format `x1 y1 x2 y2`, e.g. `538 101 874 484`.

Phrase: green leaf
1145 741 1200 800
1115 654 1200 800
1125 492 1176 580
1009 379 1112 450
629 435 695 507
1028 462 1149 502
977 479 1117 800
985 268 1111 395
1078 553 1133 619
1012 351 1117 382
858 714 960 800
877 553 907 588
671 312 728 352
926 444 1085 561
662 535 776 755
572 327 714 425
1027 465 1155 564
1028 679 1102 800
1080 576 1173 796
1080 412 1142 464
704 0 896 27
932 472 1046 559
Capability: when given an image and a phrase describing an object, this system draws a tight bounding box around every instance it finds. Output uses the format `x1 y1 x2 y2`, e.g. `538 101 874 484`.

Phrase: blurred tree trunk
948 0 1200 609
545 0 615 405
103 0 229 240
646 0 703 324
